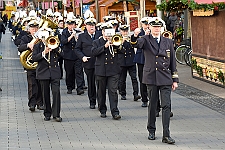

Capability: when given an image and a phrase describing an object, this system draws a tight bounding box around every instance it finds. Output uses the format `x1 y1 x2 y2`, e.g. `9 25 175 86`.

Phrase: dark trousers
137 64 148 102
58 57 63 79
64 59 84 91
146 85 171 137
118 65 139 96
84 68 96 105
96 74 120 116
39 79 61 118
27 70 43 107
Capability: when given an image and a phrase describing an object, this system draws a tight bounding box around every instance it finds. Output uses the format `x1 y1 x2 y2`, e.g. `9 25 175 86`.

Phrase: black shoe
162 136 175 144
44 117 50 121
53 117 62 122
29 105 35 112
37 105 44 110
77 90 84 95
134 95 141 101
148 133 155 140
121 95 126 100
170 112 173 117
113 114 121 120
141 102 148 107
83 86 88 90
67 89 72 94
156 111 159 117
100 113 107 118
90 105 95 109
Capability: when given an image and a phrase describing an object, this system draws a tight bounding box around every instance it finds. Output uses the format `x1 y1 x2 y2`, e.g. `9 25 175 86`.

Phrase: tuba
20 36 40 70
162 31 173 39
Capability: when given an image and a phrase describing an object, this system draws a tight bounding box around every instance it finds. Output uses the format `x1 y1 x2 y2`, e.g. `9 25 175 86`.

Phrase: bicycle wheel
175 45 188 65
184 49 192 67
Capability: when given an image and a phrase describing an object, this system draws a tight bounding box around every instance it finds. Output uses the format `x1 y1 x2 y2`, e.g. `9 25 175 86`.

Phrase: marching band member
46 8 54 21
103 16 113 23
75 18 102 109
91 23 123 120
32 29 63 122
132 18 178 144
18 20 44 111
118 25 141 101
55 16 64 79
60 17 85 95
109 19 119 32
14 18 30 47
133 17 150 107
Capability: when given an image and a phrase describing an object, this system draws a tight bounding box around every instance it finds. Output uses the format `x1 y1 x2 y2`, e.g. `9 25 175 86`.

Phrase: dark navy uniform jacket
133 28 145 64
14 30 29 47
91 37 122 77
75 31 101 69
120 40 136 67
18 34 33 53
60 27 78 60
32 41 64 80
132 34 179 86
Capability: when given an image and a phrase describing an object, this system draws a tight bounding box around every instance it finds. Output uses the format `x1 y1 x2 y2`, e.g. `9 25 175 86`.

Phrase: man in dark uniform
32 29 63 122
60 18 84 95
133 17 150 107
132 18 178 144
75 18 102 109
14 18 30 47
18 20 44 111
91 23 122 120
118 25 141 101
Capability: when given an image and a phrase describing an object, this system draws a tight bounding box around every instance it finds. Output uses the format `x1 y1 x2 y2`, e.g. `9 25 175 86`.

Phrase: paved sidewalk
0 31 225 150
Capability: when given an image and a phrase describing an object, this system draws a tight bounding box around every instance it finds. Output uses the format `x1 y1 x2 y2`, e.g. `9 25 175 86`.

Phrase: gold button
49 66 51 68
125 52 126 54
156 68 157 70
164 57 166 59
111 62 113 64
125 56 126 57
106 53 107 55
156 62 157 64
163 62 165 65
163 69 165 70
105 62 107 64
156 56 158 58
106 58 107 60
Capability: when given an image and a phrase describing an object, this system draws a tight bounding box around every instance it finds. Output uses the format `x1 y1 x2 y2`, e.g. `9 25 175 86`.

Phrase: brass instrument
20 16 59 69
20 36 39 69
162 31 173 39
109 34 123 57
44 34 60 63
123 35 131 42
111 34 123 46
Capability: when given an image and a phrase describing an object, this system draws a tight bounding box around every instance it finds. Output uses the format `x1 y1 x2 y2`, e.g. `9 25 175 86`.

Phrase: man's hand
134 28 141 37
82 56 91 62
27 42 34 50
145 29 150 35
172 82 178 91
104 41 111 48
43 46 52 55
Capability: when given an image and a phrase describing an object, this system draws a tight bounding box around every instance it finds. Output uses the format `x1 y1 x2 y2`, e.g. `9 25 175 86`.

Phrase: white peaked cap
29 10 37 18
46 8 54 16
64 10 67 17
54 11 61 17
67 12 75 20
84 10 94 19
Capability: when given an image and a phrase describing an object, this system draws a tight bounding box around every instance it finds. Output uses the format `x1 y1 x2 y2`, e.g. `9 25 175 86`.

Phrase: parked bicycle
175 38 192 66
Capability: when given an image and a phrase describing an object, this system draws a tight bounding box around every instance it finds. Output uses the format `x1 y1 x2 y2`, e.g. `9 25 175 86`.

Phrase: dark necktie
91 34 94 40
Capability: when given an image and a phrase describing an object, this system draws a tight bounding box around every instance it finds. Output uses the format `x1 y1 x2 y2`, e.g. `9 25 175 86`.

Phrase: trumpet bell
46 36 60 49
111 34 123 46
162 31 173 39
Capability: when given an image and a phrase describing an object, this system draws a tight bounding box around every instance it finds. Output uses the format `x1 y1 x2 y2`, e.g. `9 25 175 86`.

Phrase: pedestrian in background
0 18 6 42
132 17 179 144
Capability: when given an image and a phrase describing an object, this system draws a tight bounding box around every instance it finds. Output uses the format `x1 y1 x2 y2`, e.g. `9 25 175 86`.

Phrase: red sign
129 17 138 31
130 11 137 15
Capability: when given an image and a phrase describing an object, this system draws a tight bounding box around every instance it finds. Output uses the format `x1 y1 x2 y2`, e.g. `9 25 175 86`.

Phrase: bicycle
175 38 192 66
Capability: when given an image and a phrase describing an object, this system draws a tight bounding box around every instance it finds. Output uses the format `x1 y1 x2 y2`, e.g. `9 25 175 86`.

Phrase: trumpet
108 34 123 57
162 31 173 39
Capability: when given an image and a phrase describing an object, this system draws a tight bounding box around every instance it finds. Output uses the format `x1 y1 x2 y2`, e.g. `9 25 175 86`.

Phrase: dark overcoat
132 34 179 86
75 31 101 69
91 37 122 77
32 41 63 80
